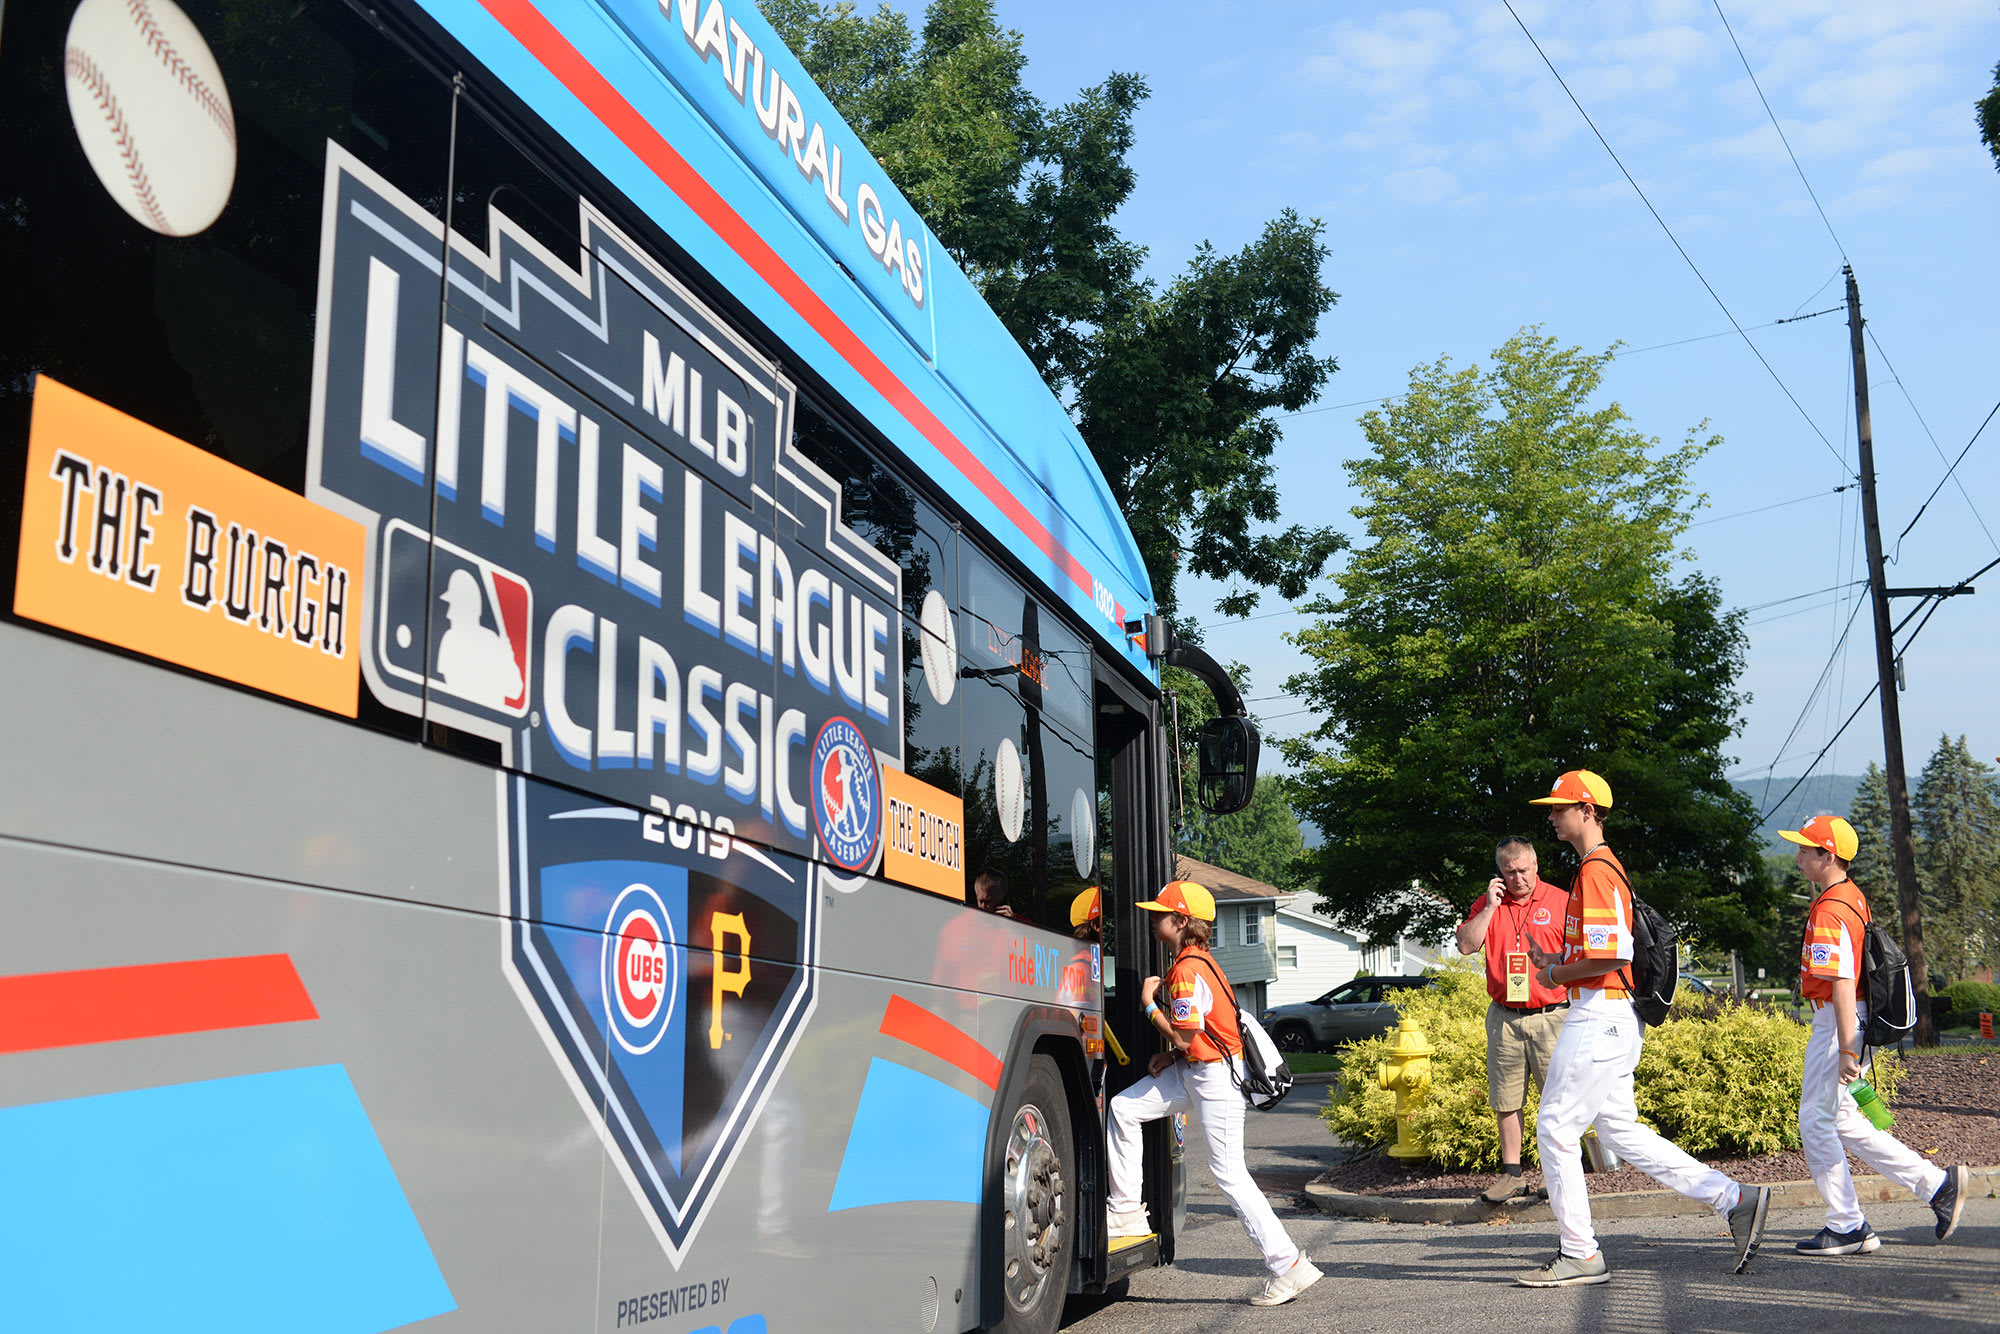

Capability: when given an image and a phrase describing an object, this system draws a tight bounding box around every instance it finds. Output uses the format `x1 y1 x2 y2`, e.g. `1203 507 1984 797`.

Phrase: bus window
0 0 451 741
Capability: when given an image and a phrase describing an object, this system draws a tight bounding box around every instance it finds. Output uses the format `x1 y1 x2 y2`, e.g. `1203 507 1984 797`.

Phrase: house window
1241 909 1262 947
1277 945 1298 969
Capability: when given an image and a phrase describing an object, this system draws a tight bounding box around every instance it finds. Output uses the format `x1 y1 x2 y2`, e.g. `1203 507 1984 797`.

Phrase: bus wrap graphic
306 144 902 872
502 774 817 1266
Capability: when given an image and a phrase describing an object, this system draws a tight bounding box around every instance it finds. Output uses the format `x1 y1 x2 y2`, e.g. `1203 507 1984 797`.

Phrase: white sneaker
1249 1257 1322 1306
1107 1206 1151 1238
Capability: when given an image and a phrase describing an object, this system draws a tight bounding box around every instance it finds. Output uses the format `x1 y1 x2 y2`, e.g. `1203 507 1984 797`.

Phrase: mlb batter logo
606 885 678 1056
378 520 532 716
813 717 880 870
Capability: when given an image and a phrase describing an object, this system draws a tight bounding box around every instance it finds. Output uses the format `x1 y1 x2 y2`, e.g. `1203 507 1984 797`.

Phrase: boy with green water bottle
1783 815 1970 1254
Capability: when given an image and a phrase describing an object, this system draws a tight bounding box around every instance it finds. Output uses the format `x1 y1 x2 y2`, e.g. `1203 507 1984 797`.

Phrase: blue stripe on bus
826 1057 988 1212
0 1065 455 1333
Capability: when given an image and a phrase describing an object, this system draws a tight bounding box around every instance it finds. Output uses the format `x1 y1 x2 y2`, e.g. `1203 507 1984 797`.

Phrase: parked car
1262 975 1435 1052
1678 974 1717 997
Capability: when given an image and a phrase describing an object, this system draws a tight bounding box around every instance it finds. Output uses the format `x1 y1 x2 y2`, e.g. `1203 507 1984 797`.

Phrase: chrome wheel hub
1002 1102 1066 1313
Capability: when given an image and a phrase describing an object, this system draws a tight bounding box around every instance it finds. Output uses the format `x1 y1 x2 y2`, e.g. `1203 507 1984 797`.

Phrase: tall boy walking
1518 770 1771 1286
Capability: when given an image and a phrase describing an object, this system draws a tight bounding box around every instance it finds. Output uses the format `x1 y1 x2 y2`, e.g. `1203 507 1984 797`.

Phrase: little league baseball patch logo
1171 997 1195 1024
1810 943 1832 967
813 716 880 870
1585 925 1611 950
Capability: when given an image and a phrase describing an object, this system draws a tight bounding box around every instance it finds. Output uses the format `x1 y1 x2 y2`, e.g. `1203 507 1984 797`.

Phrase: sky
980 0 2000 797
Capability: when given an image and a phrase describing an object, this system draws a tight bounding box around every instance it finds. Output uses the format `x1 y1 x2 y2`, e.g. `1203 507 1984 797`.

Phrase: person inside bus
974 868 1017 919
1070 886 1101 942
1104 880 1323 1307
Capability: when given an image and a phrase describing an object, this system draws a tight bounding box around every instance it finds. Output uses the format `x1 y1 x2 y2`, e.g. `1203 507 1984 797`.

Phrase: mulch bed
1318 1048 2000 1200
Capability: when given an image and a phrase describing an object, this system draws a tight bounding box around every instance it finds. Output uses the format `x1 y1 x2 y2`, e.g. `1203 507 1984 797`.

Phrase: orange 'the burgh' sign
880 765 966 900
14 376 365 716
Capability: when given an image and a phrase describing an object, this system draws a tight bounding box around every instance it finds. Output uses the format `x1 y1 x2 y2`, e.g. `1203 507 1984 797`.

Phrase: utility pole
1844 265 1935 1044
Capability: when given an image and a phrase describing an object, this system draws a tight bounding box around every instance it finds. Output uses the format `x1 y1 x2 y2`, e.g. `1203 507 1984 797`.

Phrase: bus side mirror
1196 716 1259 814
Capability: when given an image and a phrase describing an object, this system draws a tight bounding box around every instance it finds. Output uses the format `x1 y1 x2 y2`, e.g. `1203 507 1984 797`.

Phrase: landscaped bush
1940 979 2000 1029
1322 957 1905 1167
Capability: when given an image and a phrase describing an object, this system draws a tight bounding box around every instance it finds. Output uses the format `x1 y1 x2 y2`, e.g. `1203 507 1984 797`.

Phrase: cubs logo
813 717 880 870
502 775 818 1266
605 885 677 1055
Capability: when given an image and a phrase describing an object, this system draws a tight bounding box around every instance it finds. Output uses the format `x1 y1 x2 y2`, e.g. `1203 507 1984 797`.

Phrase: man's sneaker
1932 1165 1969 1243
1481 1175 1529 1204
1249 1257 1322 1307
1795 1223 1881 1256
1515 1251 1609 1287
1727 1184 1771 1274
1106 1206 1151 1239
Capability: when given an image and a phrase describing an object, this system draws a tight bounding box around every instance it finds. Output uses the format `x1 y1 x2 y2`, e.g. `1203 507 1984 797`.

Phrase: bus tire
988 1054 1075 1334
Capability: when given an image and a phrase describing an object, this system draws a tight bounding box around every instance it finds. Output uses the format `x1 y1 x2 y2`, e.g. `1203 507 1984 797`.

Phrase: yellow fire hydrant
1376 1018 1434 1161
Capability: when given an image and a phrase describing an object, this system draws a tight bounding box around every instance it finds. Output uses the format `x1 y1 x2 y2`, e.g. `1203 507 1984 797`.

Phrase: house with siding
1174 856 1286 1014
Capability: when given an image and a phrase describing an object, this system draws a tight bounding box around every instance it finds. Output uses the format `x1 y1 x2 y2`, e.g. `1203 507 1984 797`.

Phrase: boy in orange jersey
1783 814 1968 1254
1516 770 1771 1287
1104 880 1321 1307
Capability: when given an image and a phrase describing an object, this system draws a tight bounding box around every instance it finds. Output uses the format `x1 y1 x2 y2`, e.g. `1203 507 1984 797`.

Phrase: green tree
1846 762 1902 941
762 0 1344 618
1180 774 1308 890
1281 331 1777 947
1978 60 2000 171
1914 734 2000 981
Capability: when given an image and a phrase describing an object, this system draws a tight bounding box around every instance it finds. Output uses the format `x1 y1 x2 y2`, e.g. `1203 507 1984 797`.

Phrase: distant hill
1733 773 1863 855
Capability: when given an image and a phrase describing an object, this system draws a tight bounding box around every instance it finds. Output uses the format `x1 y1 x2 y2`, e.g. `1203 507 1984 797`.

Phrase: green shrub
1322 959 1535 1171
1941 979 2000 1029
1322 959 1895 1165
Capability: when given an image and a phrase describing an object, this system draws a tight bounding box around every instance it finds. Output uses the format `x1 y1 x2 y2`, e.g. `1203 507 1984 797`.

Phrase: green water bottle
1849 1078 1894 1131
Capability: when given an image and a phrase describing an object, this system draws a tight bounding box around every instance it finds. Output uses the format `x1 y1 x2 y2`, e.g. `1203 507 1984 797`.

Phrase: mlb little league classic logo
813 716 880 870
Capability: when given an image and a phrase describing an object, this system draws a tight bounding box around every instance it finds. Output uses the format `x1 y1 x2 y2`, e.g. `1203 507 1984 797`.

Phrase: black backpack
1809 885 1917 1049
1585 856 1678 1027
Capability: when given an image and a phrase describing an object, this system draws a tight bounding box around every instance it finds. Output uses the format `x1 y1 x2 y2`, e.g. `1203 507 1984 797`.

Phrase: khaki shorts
1485 1001 1566 1113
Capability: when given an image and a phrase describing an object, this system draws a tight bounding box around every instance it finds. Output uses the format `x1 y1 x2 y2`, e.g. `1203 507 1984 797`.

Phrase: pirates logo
813 717 879 870
501 775 818 1266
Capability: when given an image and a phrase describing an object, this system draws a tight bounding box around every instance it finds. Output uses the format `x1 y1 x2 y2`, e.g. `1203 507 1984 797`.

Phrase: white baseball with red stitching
63 0 237 237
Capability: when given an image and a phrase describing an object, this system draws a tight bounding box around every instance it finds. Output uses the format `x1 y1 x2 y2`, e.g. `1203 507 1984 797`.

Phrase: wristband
1145 1001 1160 1019
1841 1047 1859 1058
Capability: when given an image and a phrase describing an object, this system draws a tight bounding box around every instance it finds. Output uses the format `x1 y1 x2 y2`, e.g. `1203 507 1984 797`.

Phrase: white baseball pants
1800 1003 1945 1232
1536 1001 1741 1258
1107 1057 1301 1277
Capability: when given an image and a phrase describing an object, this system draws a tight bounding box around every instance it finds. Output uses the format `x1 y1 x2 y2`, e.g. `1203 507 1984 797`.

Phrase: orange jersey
1800 882 1868 1003
1165 947 1242 1061
1563 851 1632 1000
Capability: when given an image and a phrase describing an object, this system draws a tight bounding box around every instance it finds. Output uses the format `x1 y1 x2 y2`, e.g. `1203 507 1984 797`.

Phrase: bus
0 1 1260 1330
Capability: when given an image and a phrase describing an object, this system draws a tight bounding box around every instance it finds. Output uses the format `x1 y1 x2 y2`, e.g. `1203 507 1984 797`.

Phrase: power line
1711 0 1846 260
1755 552 2000 822
1892 397 2000 559
1273 308 1841 422
1689 484 1848 528
1865 326 2000 560
1742 579 1868 614
1501 1 1853 475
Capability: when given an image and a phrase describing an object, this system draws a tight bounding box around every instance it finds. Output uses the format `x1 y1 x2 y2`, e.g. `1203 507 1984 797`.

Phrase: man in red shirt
1454 835 1568 1203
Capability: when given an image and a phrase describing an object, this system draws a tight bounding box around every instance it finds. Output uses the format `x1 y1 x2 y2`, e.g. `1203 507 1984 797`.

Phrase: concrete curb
1304 1165 2000 1226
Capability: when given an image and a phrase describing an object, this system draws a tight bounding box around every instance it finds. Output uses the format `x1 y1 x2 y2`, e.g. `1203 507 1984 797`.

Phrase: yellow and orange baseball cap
1780 815 1859 860
1069 887 1102 928
1137 880 1216 921
1528 769 1614 808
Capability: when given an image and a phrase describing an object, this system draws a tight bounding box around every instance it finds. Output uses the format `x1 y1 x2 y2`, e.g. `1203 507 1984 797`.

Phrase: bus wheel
993 1055 1074 1334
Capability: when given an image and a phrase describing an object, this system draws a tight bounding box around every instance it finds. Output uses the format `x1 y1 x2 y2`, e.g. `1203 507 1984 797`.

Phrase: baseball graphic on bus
919 588 957 705
995 736 1026 843
63 0 237 236
1070 786 1094 879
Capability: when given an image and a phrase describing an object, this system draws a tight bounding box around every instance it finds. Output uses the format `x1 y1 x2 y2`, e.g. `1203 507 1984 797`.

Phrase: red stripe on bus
0 955 318 1054
476 0 1099 601
879 994 1002 1090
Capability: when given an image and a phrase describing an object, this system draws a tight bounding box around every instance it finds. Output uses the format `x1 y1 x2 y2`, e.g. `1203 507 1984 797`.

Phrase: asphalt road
1062 1086 2000 1333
